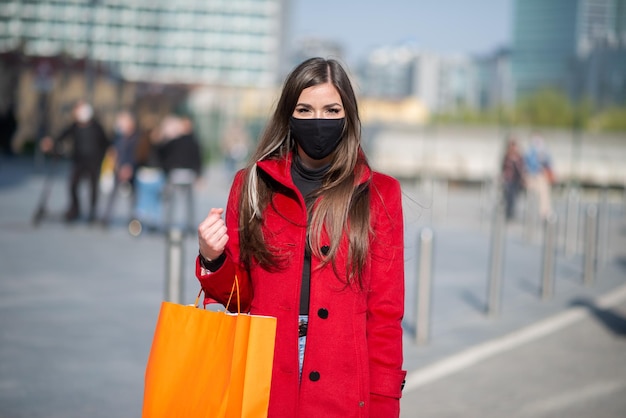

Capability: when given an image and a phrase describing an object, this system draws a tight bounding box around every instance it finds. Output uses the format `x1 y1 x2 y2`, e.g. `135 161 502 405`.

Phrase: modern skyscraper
359 46 416 100
0 0 288 88
359 46 482 114
512 0 626 104
476 48 513 110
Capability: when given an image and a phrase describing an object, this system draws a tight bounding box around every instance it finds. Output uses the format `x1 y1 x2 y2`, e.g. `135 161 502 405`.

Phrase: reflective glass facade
0 0 287 87
512 0 626 101
512 0 579 98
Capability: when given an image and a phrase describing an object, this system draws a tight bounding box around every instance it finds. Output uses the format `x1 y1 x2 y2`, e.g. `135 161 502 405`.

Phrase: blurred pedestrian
40 100 109 223
100 110 140 228
501 137 525 221
156 113 203 233
156 114 203 178
220 120 250 178
196 57 406 417
129 123 166 235
524 133 554 220
0 102 17 157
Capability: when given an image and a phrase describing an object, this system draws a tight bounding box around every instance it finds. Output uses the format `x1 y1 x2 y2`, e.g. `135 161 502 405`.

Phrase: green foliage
432 88 625 132
589 107 626 132
515 88 573 127
573 98 593 130
432 105 501 125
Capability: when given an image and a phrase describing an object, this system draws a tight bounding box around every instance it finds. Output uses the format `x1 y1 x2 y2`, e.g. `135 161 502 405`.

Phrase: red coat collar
256 151 372 188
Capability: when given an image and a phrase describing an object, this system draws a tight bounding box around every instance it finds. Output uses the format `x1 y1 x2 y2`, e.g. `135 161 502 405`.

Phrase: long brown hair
238 57 372 287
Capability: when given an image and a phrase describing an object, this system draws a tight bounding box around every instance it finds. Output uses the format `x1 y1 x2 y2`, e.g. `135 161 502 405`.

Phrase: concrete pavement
0 155 624 417
400 296 626 418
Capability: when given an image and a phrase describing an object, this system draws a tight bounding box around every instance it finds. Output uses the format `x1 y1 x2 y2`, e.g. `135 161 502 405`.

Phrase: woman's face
293 82 345 120
292 83 345 168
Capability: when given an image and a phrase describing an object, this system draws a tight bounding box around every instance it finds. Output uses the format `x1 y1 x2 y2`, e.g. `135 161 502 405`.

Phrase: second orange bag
142 279 277 418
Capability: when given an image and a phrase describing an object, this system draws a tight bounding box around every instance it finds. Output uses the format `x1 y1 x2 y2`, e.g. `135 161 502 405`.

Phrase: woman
197 57 406 417
501 137 525 221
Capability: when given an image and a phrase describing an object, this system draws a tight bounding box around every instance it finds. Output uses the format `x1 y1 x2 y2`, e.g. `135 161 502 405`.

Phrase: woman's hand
198 208 229 261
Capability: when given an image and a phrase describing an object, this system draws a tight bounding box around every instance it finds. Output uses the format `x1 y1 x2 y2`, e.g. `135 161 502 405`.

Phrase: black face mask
289 117 345 160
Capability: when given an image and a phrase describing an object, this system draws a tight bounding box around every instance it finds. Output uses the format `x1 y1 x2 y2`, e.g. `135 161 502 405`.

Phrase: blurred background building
0 0 288 155
290 38 343 69
356 46 492 116
475 48 513 111
0 0 287 86
0 0 624 185
354 0 625 113
512 0 626 107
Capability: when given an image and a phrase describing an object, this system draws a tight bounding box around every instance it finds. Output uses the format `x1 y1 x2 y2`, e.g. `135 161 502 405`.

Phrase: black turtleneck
291 155 330 315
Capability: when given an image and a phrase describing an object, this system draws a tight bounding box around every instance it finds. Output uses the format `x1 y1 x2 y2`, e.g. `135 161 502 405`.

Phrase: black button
309 371 320 381
317 308 329 319
320 245 330 255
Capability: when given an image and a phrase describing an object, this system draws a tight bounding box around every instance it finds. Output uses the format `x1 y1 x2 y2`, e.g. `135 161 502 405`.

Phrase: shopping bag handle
193 289 204 308
225 275 241 314
194 275 240 314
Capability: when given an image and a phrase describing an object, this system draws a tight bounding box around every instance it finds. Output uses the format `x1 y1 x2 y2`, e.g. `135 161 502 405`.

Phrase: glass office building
512 0 626 103
358 46 482 113
0 0 288 87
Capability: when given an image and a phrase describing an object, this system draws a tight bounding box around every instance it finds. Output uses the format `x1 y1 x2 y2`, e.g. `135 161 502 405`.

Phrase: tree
514 88 573 127
590 107 626 132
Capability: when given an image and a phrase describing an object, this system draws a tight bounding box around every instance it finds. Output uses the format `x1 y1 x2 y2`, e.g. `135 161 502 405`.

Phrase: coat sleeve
195 170 253 312
52 123 76 153
367 175 407 417
96 121 111 153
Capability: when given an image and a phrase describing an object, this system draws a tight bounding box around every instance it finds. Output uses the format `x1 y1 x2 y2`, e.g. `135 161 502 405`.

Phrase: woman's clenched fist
197 208 229 261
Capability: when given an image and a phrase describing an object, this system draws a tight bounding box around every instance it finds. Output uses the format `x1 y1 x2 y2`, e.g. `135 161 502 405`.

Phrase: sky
289 0 513 65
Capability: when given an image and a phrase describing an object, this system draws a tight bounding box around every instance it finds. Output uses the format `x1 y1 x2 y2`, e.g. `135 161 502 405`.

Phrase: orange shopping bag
142 278 277 418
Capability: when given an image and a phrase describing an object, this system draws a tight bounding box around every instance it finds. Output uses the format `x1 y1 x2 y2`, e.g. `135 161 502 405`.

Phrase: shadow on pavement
570 297 626 337
460 289 487 314
0 156 34 189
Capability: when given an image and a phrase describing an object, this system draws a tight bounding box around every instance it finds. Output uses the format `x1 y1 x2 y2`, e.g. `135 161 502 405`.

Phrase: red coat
196 154 406 417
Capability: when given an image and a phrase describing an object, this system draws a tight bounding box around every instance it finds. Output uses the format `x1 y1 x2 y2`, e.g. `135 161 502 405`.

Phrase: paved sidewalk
401 296 626 418
0 156 624 417
398 178 626 416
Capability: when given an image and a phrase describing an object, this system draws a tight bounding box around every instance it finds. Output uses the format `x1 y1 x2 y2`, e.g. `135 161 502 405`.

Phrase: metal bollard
480 180 489 228
523 190 538 243
598 188 609 263
165 169 196 236
481 178 498 230
541 213 558 300
564 187 580 257
415 227 434 345
620 183 626 216
583 204 598 286
185 183 195 235
165 227 185 303
487 199 506 317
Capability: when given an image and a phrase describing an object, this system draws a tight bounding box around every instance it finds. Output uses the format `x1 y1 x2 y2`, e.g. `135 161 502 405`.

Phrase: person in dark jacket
41 100 110 222
156 114 202 177
156 114 203 233
0 102 17 157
